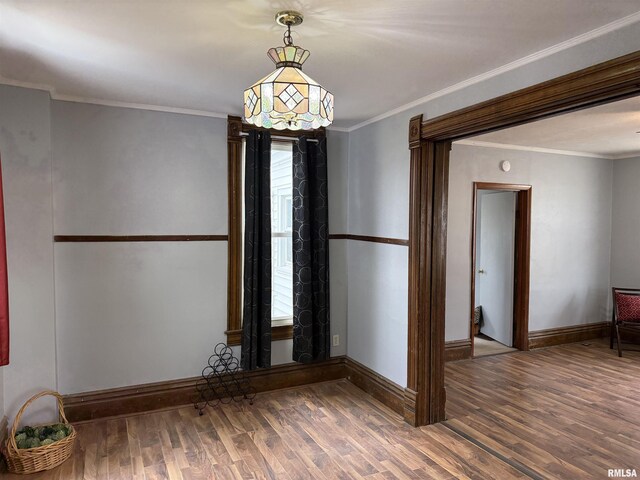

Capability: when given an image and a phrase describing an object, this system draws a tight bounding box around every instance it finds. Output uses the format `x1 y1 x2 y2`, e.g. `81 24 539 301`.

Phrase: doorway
473 189 516 356
404 51 640 426
470 182 531 358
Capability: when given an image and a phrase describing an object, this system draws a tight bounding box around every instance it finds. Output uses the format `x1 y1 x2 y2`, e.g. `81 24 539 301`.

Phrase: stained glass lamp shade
244 44 334 131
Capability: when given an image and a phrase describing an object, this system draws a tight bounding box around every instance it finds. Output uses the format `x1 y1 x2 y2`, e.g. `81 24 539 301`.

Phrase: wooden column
405 115 449 426
429 139 450 423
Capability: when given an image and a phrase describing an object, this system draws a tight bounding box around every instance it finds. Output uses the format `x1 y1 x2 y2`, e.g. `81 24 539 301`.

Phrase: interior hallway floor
473 334 518 357
2 339 638 479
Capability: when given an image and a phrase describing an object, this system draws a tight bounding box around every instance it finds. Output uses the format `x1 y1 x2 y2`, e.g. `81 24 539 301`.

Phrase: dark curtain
241 130 272 370
292 137 330 363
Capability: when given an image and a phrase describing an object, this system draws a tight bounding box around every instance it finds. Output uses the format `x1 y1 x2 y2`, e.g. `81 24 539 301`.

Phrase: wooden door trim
227 116 244 344
407 50 640 427
416 51 640 142
470 183 531 357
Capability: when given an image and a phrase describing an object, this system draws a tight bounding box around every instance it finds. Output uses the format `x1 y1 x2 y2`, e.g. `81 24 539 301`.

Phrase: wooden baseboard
446 323 611 356
63 355 410 424
528 322 609 349
64 356 347 422
344 358 404 415
445 339 472 362
402 388 418 426
60 323 615 423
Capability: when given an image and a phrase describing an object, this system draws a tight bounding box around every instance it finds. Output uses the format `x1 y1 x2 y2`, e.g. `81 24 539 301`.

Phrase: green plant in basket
14 423 72 449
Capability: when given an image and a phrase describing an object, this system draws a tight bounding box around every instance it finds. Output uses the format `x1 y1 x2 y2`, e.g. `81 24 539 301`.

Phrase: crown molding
0 75 229 119
610 152 640 160
455 139 614 159
54 94 229 119
326 125 350 133
0 74 351 131
0 76 52 94
345 11 640 133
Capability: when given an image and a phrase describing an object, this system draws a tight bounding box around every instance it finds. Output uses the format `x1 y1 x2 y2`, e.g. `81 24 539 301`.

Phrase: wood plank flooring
445 339 640 479
2 339 638 479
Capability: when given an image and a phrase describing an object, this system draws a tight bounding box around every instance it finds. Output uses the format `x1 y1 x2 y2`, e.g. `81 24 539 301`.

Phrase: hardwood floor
2 340 638 479
446 339 640 479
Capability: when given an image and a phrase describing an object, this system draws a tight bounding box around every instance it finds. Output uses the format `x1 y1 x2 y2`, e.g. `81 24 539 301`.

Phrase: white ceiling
467 96 640 158
1 1 639 129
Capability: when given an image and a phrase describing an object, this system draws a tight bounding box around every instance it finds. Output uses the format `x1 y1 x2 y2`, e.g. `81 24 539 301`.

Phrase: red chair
611 287 640 357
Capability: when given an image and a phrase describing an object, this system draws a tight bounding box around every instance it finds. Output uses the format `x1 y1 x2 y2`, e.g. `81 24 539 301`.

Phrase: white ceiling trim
610 152 640 160
0 75 51 95
345 11 640 133
53 94 229 119
455 139 615 160
0 75 229 119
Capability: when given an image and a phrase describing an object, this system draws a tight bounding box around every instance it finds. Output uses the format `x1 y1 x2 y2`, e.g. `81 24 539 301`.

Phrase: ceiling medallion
243 11 333 131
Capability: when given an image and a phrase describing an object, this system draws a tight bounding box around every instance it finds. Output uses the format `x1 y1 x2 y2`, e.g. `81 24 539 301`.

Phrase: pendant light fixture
243 11 333 131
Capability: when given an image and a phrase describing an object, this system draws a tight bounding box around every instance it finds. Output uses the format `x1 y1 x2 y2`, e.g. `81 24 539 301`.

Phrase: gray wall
52 102 228 235
346 113 410 386
51 101 348 394
347 242 408 385
611 156 640 288
327 131 350 356
51 102 231 394
345 21 639 387
0 94 349 416
0 85 57 423
447 144 613 341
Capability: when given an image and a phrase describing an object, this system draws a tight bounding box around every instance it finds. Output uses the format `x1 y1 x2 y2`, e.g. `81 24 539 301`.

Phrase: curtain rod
239 132 319 143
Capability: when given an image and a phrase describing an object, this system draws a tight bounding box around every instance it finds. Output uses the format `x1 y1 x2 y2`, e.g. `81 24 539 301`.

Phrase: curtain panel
292 137 330 363
241 130 272 370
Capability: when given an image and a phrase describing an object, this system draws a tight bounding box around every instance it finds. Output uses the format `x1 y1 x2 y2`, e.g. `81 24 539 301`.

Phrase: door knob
477 269 486 274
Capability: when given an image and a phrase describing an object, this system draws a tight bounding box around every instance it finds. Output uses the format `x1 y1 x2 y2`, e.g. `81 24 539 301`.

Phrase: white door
475 191 516 347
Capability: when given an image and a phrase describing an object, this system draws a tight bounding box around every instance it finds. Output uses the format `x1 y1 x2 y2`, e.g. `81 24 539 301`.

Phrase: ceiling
1 1 639 129
467 95 640 158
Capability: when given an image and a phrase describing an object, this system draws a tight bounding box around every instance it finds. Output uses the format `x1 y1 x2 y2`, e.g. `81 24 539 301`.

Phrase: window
269 142 293 326
238 140 293 328
226 116 324 346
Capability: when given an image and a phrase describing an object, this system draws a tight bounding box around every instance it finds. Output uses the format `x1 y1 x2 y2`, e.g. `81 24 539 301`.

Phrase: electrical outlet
332 334 340 347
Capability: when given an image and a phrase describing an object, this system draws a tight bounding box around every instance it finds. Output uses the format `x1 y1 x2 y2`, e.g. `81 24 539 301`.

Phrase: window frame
225 116 325 346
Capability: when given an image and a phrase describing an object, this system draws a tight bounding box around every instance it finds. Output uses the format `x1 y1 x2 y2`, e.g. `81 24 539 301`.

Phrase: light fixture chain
283 23 293 46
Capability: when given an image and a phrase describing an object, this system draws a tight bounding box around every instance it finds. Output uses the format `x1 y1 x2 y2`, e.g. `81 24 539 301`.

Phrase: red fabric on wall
0 157 8 366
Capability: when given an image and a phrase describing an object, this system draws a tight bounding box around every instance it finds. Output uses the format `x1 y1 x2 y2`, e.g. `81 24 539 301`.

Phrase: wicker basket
4 390 76 474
